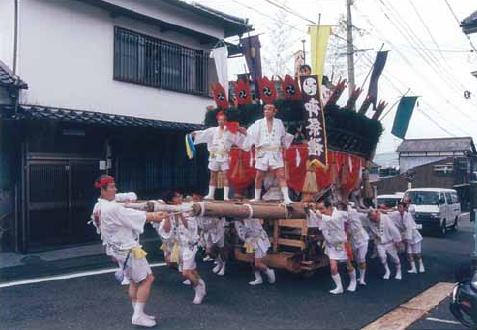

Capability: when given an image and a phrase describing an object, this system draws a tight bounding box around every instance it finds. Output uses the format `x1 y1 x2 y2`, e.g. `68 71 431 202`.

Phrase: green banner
391 96 418 139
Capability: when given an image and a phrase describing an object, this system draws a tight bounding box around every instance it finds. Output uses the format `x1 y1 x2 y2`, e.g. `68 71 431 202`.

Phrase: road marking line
0 262 166 288
361 282 455 330
425 317 461 325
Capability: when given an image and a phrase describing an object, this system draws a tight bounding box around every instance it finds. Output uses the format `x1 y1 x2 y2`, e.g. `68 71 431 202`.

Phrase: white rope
199 202 206 217
243 203 254 219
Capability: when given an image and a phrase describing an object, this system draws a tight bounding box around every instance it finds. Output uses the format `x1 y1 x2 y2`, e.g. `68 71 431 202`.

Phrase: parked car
377 194 402 209
404 188 461 236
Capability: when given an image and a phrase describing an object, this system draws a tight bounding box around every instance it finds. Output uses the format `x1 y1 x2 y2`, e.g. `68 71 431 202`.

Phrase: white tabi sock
395 264 402 280
330 273 344 294
212 259 222 273
408 260 417 274
133 302 145 319
265 267 276 284
205 186 216 199
223 186 230 201
383 263 391 280
347 269 357 292
418 259 425 273
359 268 366 285
249 270 263 285
280 186 292 204
132 301 155 320
217 261 226 276
252 189 262 201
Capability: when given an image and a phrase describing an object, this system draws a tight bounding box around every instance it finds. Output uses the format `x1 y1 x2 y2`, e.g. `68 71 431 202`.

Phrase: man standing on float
192 111 241 200
240 103 294 204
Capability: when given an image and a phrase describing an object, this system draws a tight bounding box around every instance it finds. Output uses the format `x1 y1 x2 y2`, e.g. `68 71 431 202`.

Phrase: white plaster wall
16 0 222 124
399 156 447 173
0 0 15 69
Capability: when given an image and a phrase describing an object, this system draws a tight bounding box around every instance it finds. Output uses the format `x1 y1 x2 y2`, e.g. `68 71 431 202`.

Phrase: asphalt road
1 216 474 330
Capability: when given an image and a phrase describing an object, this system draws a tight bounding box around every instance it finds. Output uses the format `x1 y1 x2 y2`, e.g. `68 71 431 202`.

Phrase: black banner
300 75 328 167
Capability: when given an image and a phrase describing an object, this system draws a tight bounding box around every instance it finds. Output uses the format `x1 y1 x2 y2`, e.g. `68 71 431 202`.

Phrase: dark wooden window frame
113 26 210 97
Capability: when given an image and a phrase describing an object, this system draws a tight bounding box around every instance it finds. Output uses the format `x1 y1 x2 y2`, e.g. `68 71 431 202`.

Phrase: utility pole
346 0 355 97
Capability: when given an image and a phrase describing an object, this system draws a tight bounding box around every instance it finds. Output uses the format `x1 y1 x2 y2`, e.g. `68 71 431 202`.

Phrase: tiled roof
1 104 205 131
80 0 252 40
397 137 476 154
0 61 28 89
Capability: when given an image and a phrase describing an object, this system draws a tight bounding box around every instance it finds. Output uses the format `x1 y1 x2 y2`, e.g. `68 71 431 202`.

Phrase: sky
194 0 477 154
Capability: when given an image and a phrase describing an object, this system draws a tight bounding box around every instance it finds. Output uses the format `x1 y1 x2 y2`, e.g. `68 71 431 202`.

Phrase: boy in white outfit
307 200 357 294
234 218 276 285
346 205 370 285
192 192 226 276
192 111 243 200
91 175 166 328
162 191 206 304
368 209 403 280
389 202 425 274
239 104 294 204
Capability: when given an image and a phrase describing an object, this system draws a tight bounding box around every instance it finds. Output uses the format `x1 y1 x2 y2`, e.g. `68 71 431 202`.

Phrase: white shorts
208 160 229 172
325 243 348 262
255 151 284 171
181 245 198 271
353 241 369 264
115 253 152 284
377 242 400 264
246 238 270 259
407 241 422 254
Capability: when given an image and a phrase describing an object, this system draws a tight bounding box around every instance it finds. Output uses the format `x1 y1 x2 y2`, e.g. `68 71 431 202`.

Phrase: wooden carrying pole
191 201 308 220
123 200 310 220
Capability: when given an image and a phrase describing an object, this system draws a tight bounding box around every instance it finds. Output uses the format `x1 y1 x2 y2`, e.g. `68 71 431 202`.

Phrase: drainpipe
12 0 19 75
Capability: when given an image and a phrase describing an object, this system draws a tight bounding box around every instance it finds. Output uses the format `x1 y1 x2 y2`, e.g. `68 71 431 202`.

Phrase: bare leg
347 260 357 292
274 168 292 203
223 172 230 200
329 260 343 294
136 274 154 303
252 170 266 201
206 171 218 199
131 274 156 326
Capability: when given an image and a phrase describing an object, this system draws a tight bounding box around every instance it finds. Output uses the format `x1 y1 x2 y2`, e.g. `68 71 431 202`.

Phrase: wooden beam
278 238 306 250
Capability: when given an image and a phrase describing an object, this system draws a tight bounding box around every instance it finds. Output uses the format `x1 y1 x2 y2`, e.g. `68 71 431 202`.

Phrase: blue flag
391 96 418 139
368 51 388 108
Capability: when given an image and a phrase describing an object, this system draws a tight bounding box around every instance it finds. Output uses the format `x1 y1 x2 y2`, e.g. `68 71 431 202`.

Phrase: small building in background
375 137 477 211
397 137 476 173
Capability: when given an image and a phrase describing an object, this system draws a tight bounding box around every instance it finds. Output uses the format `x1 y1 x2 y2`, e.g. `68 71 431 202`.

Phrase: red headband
95 176 115 189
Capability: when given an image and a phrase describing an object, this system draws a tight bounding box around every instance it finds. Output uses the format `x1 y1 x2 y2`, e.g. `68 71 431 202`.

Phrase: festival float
179 74 386 275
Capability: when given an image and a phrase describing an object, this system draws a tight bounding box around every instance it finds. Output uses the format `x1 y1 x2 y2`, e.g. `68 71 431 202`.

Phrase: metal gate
23 157 101 251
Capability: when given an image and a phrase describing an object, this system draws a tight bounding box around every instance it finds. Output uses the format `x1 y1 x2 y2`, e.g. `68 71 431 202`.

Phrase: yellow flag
308 25 332 80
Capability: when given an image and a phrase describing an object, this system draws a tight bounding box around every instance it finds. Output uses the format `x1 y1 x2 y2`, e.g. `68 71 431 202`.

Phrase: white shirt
243 118 293 151
93 198 146 253
193 126 242 162
347 207 370 247
368 214 402 245
309 208 348 246
177 214 199 247
388 210 423 244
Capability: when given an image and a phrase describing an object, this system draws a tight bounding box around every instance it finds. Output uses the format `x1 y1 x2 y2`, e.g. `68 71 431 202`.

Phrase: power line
356 2 477 120
378 0 465 96
263 0 316 25
407 0 445 60
359 53 473 137
381 0 472 98
443 0 477 53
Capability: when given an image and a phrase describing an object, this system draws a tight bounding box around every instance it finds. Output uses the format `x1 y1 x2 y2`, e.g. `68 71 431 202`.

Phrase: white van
404 188 461 236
